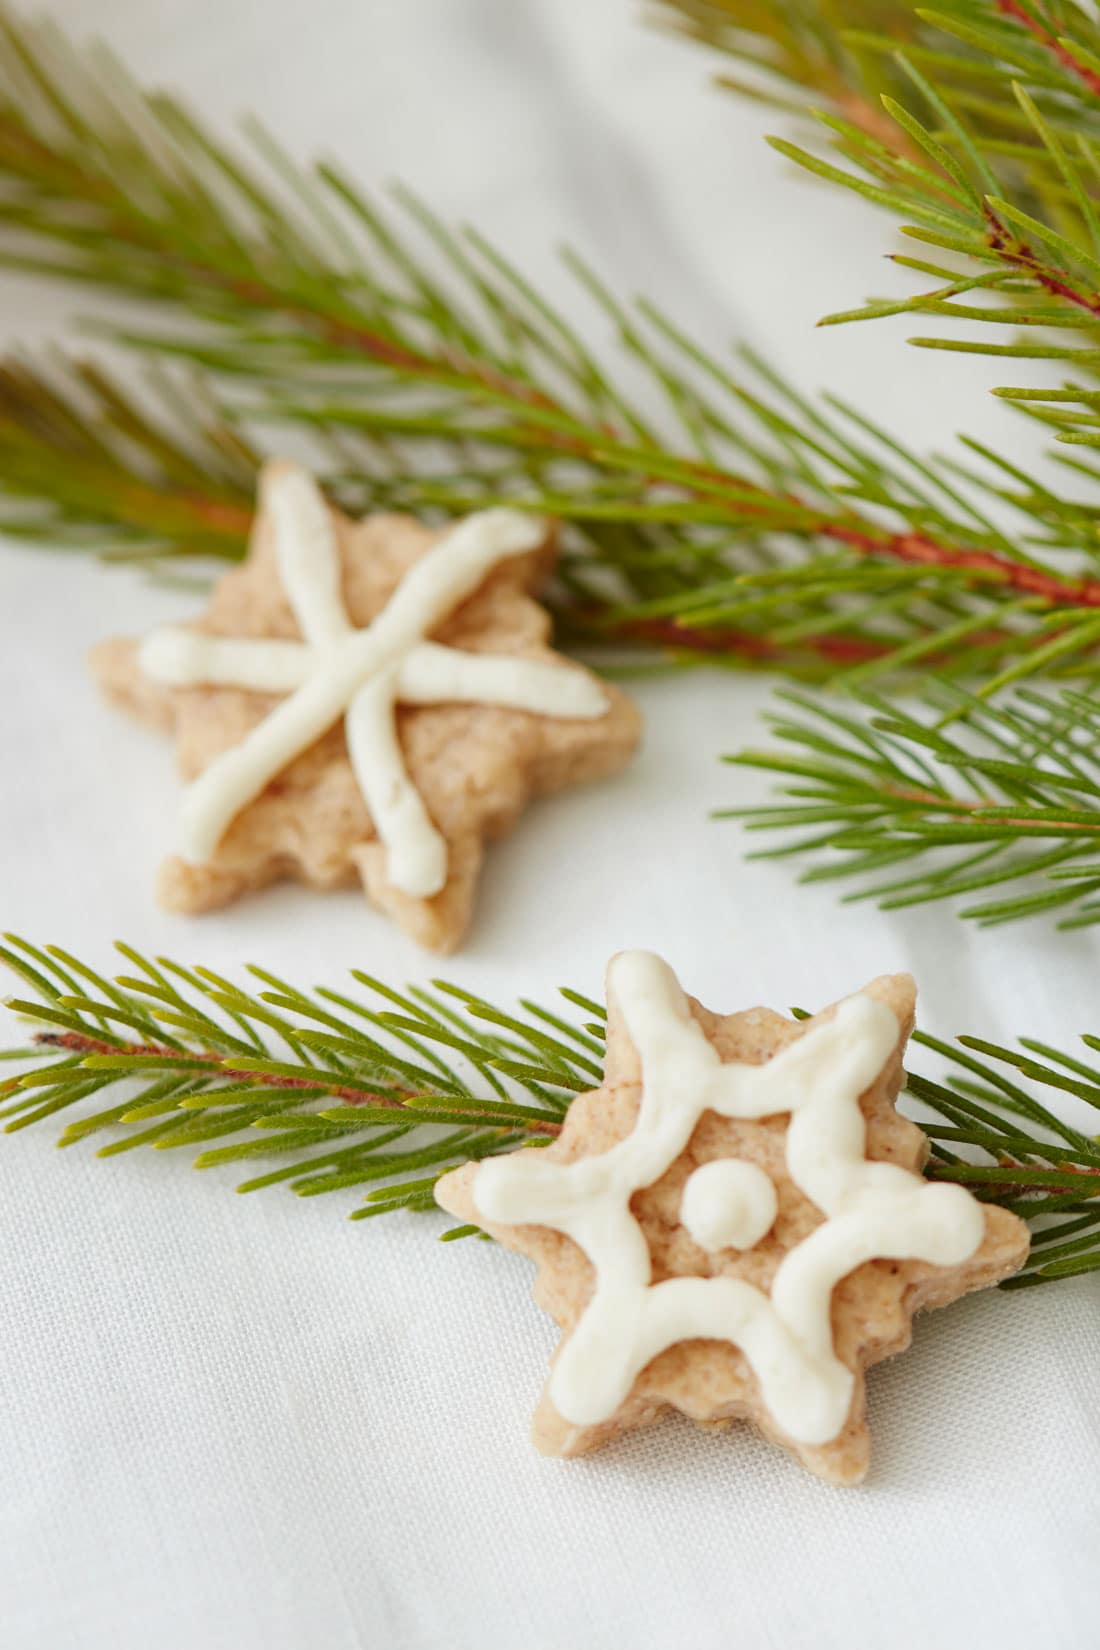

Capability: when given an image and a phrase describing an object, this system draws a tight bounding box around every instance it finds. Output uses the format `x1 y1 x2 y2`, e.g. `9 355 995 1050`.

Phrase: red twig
36 1029 413 1111
996 0 1100 98
30 1031 565 1135
615 616 889 666
114 483 253 544
849 779 1100 835
824 519 1100 606
984 196 1100 325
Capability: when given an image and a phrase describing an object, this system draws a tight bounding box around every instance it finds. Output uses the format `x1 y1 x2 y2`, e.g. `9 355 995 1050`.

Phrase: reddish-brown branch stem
823 520 1100 605
30 1031 564 1135
607 609 1075 671
36 1029 411 1108
929 1164 1100 1200
229 277 564 421
114 484 253 544
853 779 1100 835
996 0 1100 98
178 495 254 537
612 615 890 666
996 240 1100 319
984 197 1100 327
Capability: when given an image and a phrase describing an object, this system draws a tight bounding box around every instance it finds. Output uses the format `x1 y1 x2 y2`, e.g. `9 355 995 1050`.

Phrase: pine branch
649 0 977 148
0 935 587 1226
0 351 255 558
654 0 1100 146
1 933 1095 1282
12 338 1100 690
722 678 1100 926
752 1 1100 434
8 9 1100 689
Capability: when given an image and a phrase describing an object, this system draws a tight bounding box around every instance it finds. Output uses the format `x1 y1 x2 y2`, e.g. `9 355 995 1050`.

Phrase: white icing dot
681 1158 778 1253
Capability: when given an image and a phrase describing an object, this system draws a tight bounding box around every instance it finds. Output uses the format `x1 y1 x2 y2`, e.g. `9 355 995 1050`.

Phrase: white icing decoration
469 951 985 1445
681 1158 777 1253
139 462 609 896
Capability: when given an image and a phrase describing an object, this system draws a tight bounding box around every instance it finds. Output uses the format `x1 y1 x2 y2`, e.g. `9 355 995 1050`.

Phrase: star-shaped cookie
91 461 641 951
436 951 1030 1483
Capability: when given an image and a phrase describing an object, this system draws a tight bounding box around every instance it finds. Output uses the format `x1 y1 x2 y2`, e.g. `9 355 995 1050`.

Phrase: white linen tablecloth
1 3 1097 1646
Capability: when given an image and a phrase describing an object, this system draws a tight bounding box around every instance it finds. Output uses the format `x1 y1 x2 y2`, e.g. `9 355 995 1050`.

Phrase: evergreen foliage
2 935 1096 1283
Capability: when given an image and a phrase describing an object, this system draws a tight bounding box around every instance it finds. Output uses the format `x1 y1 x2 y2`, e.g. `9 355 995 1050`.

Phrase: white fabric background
0 2 1097 1646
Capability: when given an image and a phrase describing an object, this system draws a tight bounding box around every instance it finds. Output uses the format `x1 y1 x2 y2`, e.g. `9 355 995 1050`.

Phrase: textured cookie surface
91 467 640 951
436 955 1030 1483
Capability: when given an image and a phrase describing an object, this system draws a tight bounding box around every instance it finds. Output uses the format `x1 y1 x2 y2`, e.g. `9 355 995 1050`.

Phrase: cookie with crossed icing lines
91 461 641 952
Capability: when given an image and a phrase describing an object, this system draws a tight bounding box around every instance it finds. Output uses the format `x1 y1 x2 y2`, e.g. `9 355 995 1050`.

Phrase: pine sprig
651 0 986 146
1 934 1097 1283
752 1 1100 437
8 7 1100 688
0 352 255 559
722 679 1100 926
12 344 1100 689
0 934 589 1226
655 0 1100 150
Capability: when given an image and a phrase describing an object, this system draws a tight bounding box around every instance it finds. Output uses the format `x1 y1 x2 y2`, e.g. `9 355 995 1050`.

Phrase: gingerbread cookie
91 462 641 951
436 952 1030 1482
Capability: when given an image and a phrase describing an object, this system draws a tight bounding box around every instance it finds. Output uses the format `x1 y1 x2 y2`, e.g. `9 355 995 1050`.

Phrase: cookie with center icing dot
436 951 1030 1483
